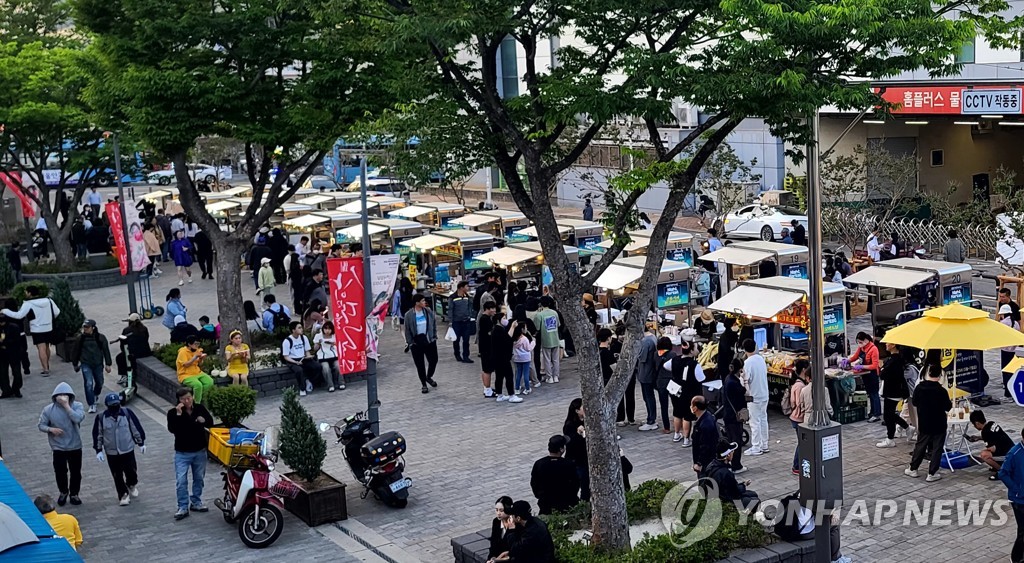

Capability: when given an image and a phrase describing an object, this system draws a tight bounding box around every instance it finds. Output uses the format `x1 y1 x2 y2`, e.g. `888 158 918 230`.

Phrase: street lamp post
111 133 138 314
358 155 380 434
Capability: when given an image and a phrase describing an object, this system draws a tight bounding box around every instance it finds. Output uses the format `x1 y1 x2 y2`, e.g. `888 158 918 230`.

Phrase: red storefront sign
875 85 1023 115
106 201 128 275
327 257 367 374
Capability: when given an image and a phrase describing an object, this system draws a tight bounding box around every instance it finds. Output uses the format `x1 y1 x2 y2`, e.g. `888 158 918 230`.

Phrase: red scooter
214 427 299 548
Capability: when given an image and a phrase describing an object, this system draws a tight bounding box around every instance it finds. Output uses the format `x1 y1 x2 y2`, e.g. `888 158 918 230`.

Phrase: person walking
721 358 748 473
530 435 580 515
38 382 86 506
167 387 212 519
511 319 535 397
905 365 952 482
175 336 214 405
1 285 60 375
635 327 660 432
668 340 705 445
531 296 561 384
848 331 882 422
0 302 28 398
448 281 474 363
34 495 83 551
256 257 276 296
877 343 910 448
403 294 439 394
582 197 594 221
1000 304 1021 398
156 209 172 262
999 427 1024 563
192 229 214 280
743 339 770 456
143 224 163 277
92 392 146 506
169 230 194 286
313 321 343 392
690 396 718 475
787 360 811 474
944 229 966 263
69 319 112 414
491 311 518 402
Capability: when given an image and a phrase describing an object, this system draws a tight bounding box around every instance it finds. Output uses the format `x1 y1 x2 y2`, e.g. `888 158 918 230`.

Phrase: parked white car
723 204 807 241
146 164 225 186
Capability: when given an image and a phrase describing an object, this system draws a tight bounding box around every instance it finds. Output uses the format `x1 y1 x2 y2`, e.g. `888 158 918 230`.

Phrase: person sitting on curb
703 440 758 506
968 410 1015 479
175 336 214 405
487 500 555 563
34 495 82 551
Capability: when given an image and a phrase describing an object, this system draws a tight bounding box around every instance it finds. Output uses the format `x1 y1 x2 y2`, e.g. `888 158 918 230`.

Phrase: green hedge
541 479 771 563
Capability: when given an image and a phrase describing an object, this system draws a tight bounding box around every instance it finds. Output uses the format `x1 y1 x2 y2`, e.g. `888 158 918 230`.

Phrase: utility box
797 421 843 508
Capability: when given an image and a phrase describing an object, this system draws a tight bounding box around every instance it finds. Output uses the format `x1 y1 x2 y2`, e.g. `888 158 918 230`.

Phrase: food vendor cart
509 240 579 272
732 241 809 279
313 210 363 233
842 258 973 330
337 218 429 254
283 214 333 246
594 255 691 323
204 200 242 227
594 231 693 264
709 276 847 404
388 203 467 229
477 209 531 242
338 195 407 217
448 212 503 234
140 189 176 210
517 219 605 255
698 246 776 292
279 203 313 221
325 191 360 206
398 229 496 319
421 202 468 227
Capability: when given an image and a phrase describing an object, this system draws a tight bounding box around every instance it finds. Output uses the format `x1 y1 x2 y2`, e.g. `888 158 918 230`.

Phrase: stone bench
450 529 815 563
135 356 370 404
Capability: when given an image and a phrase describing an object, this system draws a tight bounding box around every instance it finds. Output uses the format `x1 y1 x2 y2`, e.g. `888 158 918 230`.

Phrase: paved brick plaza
2 271 1020 562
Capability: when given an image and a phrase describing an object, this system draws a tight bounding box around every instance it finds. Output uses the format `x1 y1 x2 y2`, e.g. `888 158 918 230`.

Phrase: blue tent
0 460 81 562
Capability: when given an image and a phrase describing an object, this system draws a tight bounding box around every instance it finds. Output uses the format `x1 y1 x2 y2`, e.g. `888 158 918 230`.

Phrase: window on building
956 38 976 64
499 37 519 99
931 149 944 167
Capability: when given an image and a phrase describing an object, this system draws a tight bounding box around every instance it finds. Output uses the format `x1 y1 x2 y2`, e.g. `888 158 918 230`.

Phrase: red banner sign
106 201 128 275
876 85 1024 115
327 257 366 374
1 172 37 217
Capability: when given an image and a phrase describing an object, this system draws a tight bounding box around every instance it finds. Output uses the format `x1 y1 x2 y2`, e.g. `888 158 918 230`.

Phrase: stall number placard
942 283 972 305
657 281 688 308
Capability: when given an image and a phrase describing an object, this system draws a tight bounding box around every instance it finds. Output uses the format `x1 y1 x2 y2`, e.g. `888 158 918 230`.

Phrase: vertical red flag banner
327 257 366 374
106 201 128 275
1 172 38 217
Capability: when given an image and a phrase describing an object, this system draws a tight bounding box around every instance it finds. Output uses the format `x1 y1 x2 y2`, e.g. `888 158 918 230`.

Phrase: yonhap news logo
660 478 724 548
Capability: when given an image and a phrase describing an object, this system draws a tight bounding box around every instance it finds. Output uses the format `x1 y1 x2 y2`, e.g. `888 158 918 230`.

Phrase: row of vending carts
699 240 810 291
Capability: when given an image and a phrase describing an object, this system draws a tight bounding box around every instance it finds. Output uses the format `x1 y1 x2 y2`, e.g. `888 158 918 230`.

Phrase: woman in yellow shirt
223 330 251 386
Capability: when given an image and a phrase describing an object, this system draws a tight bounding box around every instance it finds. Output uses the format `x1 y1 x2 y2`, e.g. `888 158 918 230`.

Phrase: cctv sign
960 89 1022 114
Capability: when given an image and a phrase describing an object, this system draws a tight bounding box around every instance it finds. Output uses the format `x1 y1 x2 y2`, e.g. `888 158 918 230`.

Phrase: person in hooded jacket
38 382 86 506
92 393 146 505
877 343 910 448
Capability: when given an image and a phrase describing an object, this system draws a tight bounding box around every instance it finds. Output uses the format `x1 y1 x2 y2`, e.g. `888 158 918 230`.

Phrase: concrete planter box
135 356 371 404
449 531 813 563
24 267 126 291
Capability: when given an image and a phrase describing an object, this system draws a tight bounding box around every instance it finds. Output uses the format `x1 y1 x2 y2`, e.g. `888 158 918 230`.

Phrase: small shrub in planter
206 385 257 428
278 388 346 525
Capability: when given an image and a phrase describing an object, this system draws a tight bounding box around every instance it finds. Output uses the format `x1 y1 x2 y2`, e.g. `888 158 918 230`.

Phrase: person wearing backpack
281 322 321 397
772 491 849 563
877 343 910 448
786 360 811 475
1 285 61 375
261 294 292 333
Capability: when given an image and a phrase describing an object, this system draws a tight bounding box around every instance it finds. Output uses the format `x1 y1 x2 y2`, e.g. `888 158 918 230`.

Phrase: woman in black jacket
563 398 589 501
877 343 910 448
489 495 513 558
717 317 739 379
655 337 676 433
490 311 516 401
721 358 748 472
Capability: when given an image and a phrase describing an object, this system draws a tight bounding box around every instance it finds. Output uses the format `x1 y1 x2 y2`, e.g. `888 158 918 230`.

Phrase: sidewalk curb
333 519 422 563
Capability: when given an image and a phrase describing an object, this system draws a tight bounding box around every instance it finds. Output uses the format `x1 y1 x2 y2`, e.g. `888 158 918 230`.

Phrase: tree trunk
49 223 76 269
213 235 249 345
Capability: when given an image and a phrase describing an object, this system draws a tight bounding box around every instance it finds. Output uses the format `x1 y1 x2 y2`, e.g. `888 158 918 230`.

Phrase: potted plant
205 385 259 465
278 388 347 525
48 278 85 361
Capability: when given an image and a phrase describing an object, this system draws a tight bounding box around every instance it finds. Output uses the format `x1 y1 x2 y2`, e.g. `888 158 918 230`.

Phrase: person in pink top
848 332 881 422
788 360 811 475
510 321 536 397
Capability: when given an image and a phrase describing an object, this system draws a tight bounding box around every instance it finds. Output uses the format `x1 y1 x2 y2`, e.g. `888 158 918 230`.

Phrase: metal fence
822 208 1001 260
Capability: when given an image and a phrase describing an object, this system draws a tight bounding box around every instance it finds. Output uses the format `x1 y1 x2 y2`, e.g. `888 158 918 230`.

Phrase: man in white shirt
866 227 882 262
742 338 770 456
281 321 318 396
170 214 185 235
295 236 310 264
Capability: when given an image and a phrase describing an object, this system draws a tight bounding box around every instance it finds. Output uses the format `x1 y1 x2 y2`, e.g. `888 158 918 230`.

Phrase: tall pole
485 166 493 208
360 156 380 434
113 133 138 314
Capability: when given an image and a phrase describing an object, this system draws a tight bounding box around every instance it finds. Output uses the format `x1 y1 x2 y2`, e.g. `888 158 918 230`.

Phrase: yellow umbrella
1003 356 1024 374
921 302 990 321
882 313 1024 351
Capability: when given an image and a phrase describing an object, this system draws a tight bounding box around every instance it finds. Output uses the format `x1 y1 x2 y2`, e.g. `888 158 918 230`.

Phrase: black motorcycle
321 411 411 508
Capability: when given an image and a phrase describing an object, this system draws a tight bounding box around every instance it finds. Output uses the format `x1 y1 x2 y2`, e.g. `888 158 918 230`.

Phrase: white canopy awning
141 189 172 200
205 201 241 213
387 205 435 219
708 286 802 319
699 247 774 266
280 204 312 213
338 200 378 213
398 234 459 252
615 255 690 273
337 223 389 239
217 186 251 197
516 224 571 239
842 266 934 290
449 214 501 228
475 247 541 267
594 264 645 290
596 236 651 253
295 195 334 206
283 214 331 228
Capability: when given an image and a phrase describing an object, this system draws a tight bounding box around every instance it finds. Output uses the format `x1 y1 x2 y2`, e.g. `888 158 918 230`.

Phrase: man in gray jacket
38 382 86 506
636 328 661 431
404 294 438 394
92 393 146 506
448 281 474 363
